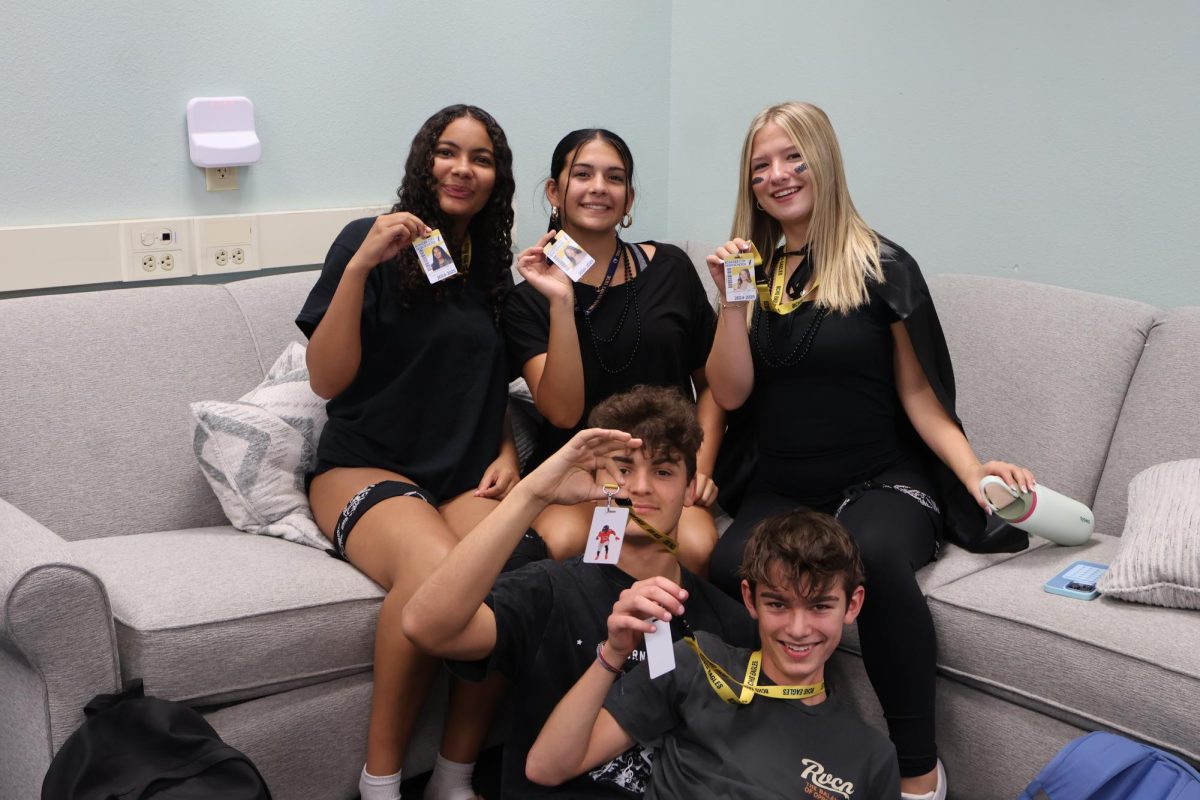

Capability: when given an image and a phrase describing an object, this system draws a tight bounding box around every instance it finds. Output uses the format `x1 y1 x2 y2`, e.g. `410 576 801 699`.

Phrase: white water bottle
980 476 1095 546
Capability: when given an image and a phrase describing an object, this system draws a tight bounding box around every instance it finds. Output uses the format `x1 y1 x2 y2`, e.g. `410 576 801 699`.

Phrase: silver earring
621 212 633 229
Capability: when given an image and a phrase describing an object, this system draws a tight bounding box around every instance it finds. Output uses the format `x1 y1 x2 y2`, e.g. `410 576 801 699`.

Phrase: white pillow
191 342 329 550
1098 459 1200 610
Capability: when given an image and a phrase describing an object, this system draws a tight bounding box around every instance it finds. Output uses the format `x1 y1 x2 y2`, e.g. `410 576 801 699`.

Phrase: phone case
1043 560 1108 600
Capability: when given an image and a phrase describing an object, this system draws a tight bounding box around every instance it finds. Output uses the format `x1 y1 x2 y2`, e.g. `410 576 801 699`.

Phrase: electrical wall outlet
121 218 193 281
205 167 239 192
194 215 260 275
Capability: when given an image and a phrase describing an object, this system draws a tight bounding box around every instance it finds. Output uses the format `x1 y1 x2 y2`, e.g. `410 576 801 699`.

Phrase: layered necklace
752 248 826 367
580 237 641 374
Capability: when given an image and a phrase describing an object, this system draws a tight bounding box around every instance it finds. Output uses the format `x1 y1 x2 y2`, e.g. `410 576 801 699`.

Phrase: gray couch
1 252 1197 799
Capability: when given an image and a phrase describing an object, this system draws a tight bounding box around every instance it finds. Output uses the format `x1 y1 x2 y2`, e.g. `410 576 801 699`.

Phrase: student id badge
583 505 628 565
543 230 595 281
722 242 762 303
643 618 677 678
413 229 459 284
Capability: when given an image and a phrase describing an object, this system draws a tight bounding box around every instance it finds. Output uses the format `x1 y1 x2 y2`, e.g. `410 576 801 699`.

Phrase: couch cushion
71 528 383 705
1093 307 1200 535
926 535 1200 762
0 285 267 540
839 540 1048 653
928 275 1157 513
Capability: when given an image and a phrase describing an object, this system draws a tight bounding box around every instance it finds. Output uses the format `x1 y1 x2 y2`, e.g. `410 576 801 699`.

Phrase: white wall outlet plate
120 218 193 281
193 214 260 275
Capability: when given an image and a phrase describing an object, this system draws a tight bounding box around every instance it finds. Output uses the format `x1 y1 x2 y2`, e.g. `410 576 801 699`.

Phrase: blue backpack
1021 732 1200 800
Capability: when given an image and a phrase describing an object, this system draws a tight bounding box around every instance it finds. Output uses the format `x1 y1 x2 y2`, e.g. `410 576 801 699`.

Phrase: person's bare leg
530 502 591 560
310 468 465 778
675 505 718 577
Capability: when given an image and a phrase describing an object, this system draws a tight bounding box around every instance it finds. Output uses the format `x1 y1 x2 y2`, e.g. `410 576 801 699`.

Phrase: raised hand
349 212 431 272
604 576 689 661
522 428 643 507
516 231 574 302
704 237 755 298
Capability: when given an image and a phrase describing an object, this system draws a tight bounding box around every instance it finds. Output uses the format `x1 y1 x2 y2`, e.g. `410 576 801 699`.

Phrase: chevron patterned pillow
191 342 329 549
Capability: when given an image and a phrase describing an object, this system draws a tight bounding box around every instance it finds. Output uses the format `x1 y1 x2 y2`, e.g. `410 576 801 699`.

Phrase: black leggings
711 471 940 778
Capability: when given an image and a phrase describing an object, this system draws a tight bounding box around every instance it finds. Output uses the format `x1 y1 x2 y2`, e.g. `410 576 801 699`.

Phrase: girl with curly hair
295 104 517 799
504 129 725 574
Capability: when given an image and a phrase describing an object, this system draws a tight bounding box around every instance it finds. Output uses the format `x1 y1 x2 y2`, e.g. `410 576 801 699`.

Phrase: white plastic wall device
980 476 1095 546
186 97 262 168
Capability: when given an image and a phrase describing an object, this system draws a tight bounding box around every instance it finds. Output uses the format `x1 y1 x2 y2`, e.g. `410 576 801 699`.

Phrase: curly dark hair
587 385 702 479
385 104 515 320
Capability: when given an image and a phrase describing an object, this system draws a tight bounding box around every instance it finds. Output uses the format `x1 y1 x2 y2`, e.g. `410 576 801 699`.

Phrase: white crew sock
423 753 476 800
359 764 402 800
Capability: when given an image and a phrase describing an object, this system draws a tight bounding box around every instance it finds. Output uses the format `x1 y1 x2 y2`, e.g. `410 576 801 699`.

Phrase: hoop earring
620 212 634 229
550 206 561 229
755 201 764 211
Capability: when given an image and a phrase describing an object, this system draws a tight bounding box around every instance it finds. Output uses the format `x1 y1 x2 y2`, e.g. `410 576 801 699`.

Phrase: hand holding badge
412 229 461 283
722 242 761 304
543 230 595 282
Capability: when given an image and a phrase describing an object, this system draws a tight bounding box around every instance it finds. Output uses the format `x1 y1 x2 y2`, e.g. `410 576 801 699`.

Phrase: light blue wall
5 2 1197 306
0 1 672 248
668 1 1200 307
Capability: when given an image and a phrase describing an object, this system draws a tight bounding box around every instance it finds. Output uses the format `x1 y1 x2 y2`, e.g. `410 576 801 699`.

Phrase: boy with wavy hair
527 508 900 799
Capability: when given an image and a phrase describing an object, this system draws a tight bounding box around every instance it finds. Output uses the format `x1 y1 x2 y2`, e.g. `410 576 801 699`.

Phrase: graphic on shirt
799 758 856 798
587 743 654 795
584 506 628 564
413 229 459 283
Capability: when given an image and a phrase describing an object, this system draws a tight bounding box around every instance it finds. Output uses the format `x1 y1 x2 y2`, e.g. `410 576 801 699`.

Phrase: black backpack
42 681 272 799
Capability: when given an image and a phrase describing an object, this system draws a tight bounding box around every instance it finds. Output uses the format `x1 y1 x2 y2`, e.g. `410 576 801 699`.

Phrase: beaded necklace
580 239 642 375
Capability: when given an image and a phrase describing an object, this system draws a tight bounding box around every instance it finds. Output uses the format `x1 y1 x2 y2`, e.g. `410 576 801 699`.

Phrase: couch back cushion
0 273 316 541
1092 307 1200 535
928 275 1158 520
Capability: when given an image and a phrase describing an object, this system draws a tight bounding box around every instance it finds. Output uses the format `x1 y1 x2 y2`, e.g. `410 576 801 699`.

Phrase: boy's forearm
526 647 626 786
402 482 546 651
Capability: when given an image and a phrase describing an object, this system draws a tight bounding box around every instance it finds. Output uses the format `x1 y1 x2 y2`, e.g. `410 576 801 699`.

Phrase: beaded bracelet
595 641 623 676
719 300 750 311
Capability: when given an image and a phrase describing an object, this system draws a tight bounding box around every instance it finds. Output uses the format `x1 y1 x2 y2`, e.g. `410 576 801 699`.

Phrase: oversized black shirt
296 217 509 503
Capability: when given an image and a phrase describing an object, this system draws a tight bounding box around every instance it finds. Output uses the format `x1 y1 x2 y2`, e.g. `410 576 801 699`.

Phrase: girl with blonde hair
704 101 1035 800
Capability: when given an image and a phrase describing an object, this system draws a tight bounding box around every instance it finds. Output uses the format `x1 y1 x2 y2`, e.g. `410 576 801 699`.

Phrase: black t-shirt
295 217 509 503
605 632 901 800
749 262 907 500
503 242 715 468
448 558 757 799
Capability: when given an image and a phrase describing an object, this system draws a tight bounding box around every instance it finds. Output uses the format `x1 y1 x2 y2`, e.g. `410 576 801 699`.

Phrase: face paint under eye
794 164 808 175
750 177 765 185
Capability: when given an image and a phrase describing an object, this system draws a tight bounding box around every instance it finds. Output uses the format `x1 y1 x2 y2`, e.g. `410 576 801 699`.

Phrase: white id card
543 230 595 281
413 229 459 283
723 255 757 303
643 617 677 678
583 506 627 564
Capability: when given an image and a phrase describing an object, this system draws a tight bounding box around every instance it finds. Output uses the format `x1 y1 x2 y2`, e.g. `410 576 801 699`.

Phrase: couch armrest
0 498 120 795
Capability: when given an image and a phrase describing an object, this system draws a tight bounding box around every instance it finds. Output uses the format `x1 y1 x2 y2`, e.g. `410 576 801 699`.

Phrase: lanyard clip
602 483 619 513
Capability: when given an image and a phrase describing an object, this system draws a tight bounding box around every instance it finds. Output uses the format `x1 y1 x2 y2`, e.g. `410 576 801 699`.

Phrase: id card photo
723 256 757 303
543 230 595 282
413 230 459 283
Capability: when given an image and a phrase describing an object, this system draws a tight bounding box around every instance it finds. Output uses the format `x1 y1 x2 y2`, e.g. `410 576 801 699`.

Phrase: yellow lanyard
758 253 817 315
601 484 678 553
683 637 825 704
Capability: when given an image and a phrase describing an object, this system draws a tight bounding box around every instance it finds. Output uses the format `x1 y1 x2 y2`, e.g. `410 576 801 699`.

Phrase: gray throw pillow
191 342 328 549
1098 459 1200 609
